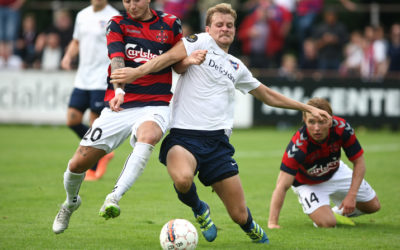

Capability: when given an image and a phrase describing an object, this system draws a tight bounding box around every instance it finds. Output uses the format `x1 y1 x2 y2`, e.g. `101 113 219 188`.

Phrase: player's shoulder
104 4 120 15
77 5 92 17
332 115 355 136
291 126 309 149
155 10 181 25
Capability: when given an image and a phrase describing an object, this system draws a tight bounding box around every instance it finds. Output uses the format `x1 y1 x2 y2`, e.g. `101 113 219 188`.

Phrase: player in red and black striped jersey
104 4 182 108
269 98 380 228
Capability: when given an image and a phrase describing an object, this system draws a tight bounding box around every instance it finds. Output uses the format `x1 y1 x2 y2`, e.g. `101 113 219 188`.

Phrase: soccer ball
160 219 198 250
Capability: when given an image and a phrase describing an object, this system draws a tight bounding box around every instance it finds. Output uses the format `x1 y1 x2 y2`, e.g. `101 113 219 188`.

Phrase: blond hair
205 3 237 27
303 97 333 119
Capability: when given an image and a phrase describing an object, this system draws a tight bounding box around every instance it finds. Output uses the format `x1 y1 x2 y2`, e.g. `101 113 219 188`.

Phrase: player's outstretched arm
110 41 188 85
340 156 366 215
268 171 295 229
250 84 331 122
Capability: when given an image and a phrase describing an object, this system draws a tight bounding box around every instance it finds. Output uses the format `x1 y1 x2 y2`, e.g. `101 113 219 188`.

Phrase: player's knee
229 207 248 225
315 218 336 228
173 175 193 193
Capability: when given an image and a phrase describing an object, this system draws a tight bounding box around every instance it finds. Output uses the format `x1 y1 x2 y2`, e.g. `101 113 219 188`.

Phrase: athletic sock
174 183 202 212
348 208 364 217
69 123 89 139
64 163 85 205
111 142 154 199
240 207 254 232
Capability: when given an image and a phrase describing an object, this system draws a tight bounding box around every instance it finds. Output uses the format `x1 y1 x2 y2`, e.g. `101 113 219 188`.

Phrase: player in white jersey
109 3 331 244
61 0 119 181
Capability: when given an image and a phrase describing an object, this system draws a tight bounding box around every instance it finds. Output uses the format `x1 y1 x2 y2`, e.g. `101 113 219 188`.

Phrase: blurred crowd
1 0 399 82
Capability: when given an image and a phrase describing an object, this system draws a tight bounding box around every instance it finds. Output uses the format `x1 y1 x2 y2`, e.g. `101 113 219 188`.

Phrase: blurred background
1 0 399 130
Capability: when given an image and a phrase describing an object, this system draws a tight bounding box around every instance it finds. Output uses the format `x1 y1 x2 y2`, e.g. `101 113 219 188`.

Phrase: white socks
64 163 85 205
110 142 154 200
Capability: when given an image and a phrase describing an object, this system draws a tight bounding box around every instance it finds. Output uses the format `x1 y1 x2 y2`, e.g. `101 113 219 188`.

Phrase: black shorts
159 128 238 186
68 88 105 114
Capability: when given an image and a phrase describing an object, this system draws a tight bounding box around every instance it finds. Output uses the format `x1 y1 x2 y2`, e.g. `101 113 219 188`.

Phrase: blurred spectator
15 13 38 68
156 0 197 20
277 53 299 81
294 0 356 58
35 9 73 59
238 0 292 68
340 30 364 76
0 0 25 69
312 9 348 70
41 31 62 70
388 23 400 72
360 25 388 82
299 38 318 70
274 0 296 13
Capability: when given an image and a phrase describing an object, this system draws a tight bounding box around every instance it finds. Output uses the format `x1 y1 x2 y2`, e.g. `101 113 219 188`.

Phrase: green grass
0 125 399 249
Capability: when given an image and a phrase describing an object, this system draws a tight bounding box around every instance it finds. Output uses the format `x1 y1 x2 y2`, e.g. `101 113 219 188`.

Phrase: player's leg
66 88 99 179
167 145 217 242
53 145 106 234
100 107 169 219
212 175 268 243
89 90 114 180
293 185 337 227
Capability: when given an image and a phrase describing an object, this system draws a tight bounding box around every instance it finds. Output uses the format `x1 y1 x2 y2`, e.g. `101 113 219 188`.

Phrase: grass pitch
0 125 399 249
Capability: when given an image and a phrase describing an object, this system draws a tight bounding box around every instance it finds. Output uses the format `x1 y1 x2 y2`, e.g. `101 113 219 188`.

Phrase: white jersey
171 32 261 130
73 4 119 90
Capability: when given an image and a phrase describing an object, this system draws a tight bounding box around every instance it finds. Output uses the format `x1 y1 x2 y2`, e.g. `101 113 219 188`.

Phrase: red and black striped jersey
104 9 182 108
280 116 364 186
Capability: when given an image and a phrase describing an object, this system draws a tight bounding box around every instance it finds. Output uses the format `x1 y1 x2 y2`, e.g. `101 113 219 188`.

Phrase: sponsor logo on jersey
208 59 235 83
229 60 239 70
307 159 339 176
125 43 162 63
185 34 198 43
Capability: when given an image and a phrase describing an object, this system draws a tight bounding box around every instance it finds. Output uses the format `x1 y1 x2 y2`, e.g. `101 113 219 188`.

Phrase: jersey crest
185 34 198 43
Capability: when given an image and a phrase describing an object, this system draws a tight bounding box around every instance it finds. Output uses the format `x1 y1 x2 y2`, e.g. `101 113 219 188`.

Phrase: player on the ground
52 0 184 234
61 0 118 181
109 3 331 243
268 97 380 228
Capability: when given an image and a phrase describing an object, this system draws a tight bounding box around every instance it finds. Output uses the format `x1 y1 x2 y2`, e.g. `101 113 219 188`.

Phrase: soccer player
52 0 183 234
61 0 118 181
109 3 331 243
268 97 380 228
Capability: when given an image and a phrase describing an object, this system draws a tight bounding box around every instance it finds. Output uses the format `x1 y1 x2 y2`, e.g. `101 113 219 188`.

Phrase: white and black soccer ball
160 219 198 250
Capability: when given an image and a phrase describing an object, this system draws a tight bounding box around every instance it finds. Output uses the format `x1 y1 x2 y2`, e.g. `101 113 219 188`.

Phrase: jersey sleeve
234 62 262 94
106 17 125 59
339 119 364 161
182 33 206 57
172 17 183 44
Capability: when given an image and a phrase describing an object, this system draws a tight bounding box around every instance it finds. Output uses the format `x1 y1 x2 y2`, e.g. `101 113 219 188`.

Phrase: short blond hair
303 97 333 119
205 3 237 27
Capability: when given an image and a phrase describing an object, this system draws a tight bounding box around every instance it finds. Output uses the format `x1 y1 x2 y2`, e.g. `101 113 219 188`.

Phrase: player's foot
193 201 217 242
95 152 114 179
332 206 356 226
84 169 98 181
52 196 81 234
99 193 120 220
246 221 269 244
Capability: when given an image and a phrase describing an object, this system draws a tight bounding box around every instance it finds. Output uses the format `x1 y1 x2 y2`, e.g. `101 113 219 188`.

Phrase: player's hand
111 67 139 84
268 223 281 229
187 50 207 65
309 107 332 123
339 195 356 216
61 56 72 70
109 93 124 112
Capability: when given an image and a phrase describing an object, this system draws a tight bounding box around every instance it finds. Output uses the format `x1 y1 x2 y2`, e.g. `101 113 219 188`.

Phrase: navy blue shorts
159 128 239 186
68 88 106 114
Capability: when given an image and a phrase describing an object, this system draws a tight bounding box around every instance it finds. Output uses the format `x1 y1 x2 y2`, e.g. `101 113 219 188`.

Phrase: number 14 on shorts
301 192 320 210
